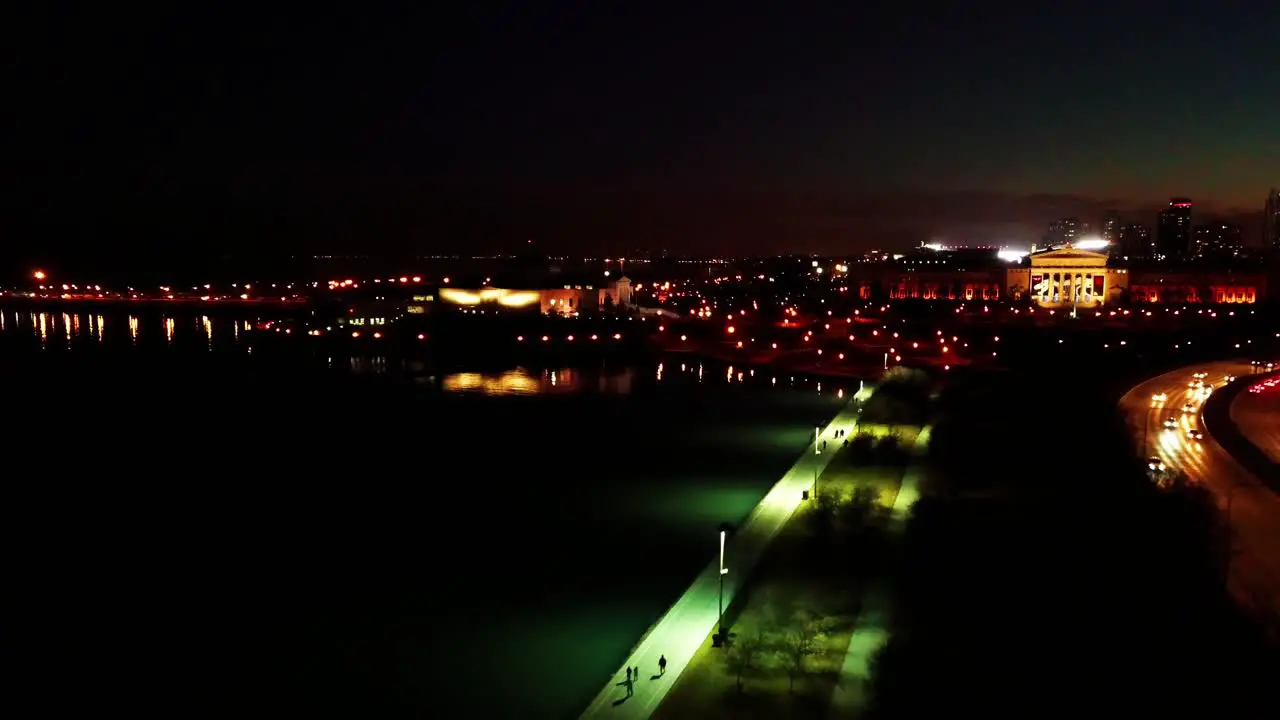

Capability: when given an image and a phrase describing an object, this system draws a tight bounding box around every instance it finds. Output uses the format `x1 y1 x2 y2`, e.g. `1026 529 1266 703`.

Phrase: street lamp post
718 527 729 641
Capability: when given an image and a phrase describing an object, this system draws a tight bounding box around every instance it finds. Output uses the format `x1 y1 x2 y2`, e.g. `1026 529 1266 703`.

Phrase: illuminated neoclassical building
427 276 632 316
1006 247 1129 307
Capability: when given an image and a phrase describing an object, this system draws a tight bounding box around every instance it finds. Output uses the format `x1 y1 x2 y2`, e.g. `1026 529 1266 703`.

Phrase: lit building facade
1127 271 1263 305
1007 247 1127 307
884 269 1005 301
427 276 632 316
857 244 1266 307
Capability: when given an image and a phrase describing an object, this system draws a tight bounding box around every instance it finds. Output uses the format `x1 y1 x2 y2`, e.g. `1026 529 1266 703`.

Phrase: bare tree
724 627 767 693
777 610 824 694
841 485 879 529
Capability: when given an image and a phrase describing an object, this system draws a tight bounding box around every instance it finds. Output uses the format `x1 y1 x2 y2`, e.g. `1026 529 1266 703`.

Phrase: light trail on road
1119 361 1280 622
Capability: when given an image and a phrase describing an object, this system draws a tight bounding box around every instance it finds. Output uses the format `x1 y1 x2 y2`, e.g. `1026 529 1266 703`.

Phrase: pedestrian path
827 427 930 719
579 400 867 718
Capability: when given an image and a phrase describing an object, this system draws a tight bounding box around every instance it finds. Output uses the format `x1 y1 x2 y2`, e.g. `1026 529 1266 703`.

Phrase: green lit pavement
826 427 929 718
579 390 871 718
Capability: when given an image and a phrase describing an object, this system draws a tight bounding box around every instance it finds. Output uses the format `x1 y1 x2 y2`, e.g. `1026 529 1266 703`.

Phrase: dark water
1 309 851 718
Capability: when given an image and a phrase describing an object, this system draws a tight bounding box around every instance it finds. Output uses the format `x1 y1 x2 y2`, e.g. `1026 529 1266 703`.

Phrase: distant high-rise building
1045 217 1082 245
1101 211 1121 243
1192 223 1243 258
1156 198 1193 257
1118 224 1152 257
1266 188 1280 251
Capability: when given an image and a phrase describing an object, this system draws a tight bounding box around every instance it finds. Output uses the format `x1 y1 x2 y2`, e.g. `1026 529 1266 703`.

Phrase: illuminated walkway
579 390 870 718
826 427 930 719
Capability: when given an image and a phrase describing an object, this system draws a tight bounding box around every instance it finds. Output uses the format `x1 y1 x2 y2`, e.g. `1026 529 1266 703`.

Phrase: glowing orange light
411 276 421 283
33 270 47 281
727 326 735 334
517 335 524 341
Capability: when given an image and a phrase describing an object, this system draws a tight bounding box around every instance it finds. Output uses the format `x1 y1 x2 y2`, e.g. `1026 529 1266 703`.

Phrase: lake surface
2 308 852 718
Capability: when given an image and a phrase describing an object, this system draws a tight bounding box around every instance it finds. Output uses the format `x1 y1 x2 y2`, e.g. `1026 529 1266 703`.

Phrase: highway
1118 361 1280 622
1231 386 1280 465
579 387 871 718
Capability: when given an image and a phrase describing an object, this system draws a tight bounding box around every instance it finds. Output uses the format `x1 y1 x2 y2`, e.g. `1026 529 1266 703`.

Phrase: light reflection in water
349 355 387 374
657 358 854 399
439 368 637 396
0 311 256 348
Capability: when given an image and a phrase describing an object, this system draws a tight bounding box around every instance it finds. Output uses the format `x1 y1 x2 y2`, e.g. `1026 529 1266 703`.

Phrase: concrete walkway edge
827 426 930 719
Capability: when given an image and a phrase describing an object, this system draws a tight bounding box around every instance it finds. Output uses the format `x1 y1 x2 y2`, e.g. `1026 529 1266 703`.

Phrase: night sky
5 3 1277 260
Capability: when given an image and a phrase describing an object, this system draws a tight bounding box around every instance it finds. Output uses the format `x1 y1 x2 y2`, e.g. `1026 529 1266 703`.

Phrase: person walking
658 654 667 675
625 667 632 683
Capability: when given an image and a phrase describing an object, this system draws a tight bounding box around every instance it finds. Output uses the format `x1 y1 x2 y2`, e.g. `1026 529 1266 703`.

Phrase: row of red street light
303 330 626 342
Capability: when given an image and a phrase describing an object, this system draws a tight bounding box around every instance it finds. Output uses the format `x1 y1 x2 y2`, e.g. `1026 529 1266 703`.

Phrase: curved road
1231 386 1280 465
1118 361 1280 623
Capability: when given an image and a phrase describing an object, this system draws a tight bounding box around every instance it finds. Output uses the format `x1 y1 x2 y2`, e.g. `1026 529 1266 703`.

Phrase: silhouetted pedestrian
626 677 634 697
634 666 640 681
626 667 632 683
659 655 667 675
